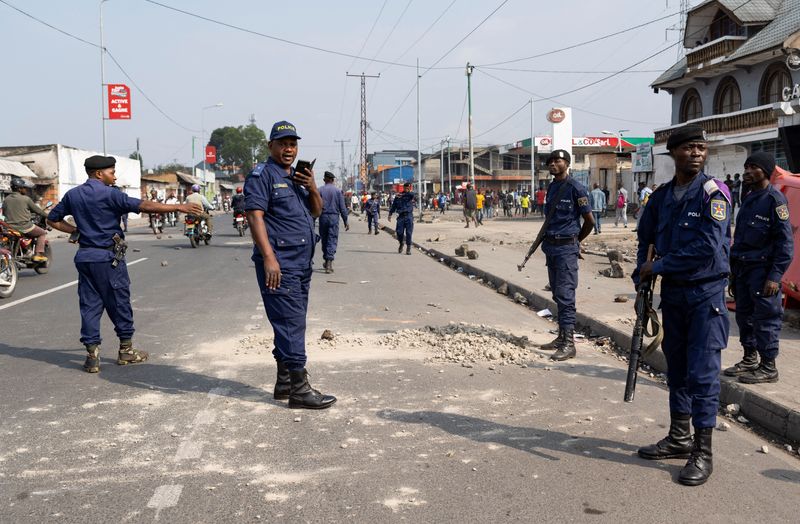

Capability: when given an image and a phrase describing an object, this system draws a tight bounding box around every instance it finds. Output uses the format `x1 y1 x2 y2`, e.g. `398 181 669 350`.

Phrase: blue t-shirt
48 179 141 263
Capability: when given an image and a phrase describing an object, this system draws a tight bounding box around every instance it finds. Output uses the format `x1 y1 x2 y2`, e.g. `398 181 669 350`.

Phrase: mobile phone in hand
294 159 316 176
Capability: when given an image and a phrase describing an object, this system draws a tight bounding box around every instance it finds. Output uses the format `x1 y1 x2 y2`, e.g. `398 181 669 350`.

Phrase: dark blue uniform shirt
635 173 731 288
543 177 592 238
365 199 380 217
48 178 142 263
731 185 793 283
390 192 416 215
244 157 316 270
319 183 348 225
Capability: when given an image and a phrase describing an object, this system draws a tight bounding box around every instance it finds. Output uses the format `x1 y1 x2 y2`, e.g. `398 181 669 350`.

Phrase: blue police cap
269 121 301 141
84 155 116 170
666 124 707 150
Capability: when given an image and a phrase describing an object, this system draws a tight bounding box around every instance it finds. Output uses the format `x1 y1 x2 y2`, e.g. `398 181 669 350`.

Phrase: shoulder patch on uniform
577 196 589 207
776 204 789 221
710 198 727 221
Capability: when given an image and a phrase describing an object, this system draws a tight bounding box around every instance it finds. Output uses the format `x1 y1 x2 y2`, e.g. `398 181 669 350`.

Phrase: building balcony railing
685 36 747 71
655 105 778 145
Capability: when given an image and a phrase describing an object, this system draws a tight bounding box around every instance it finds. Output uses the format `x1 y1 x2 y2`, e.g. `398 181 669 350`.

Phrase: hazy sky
0 0 688 172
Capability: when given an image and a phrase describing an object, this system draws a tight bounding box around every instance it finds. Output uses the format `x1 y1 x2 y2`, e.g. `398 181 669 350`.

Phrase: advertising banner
205 146 217 164
107 84 131 120
633 142 653 172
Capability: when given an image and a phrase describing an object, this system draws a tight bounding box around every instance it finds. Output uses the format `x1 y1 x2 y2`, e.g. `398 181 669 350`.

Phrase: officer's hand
292 168 316 190
639 261 654 282
763 280 780 297
181 203 204 216
263 256 281 290
345 224 350 231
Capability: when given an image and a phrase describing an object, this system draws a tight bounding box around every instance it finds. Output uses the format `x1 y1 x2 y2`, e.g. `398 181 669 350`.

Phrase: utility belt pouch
111 233 128 268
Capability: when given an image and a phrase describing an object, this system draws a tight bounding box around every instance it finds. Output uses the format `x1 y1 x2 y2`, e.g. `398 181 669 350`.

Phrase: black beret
84 155 116 170
547 149 571 164
666 124 707 150
323 171 336 179
744 151 775 176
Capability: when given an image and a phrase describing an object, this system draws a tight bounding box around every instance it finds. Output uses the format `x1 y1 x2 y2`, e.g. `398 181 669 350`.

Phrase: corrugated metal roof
728 0 800 59
0 158 36 178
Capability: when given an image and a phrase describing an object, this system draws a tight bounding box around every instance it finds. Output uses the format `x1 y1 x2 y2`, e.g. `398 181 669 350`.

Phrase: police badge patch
710 198 726 221
776 204 789 221
577 196 589 207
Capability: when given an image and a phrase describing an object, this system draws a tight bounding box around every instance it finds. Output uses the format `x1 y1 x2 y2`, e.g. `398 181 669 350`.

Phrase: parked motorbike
233 211 248 237
184 215 211 248
149 213 164 235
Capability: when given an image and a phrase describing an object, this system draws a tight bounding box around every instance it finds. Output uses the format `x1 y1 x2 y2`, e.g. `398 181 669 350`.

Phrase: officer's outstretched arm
46 219 76 234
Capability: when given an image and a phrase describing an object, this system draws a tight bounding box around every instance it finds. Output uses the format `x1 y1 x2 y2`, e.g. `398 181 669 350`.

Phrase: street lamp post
446 135 451 197
99 0 111 154
201 102 223 188
601 129 630 153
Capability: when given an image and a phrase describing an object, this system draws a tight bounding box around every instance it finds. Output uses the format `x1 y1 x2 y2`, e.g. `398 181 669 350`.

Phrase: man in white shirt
615 185 628 228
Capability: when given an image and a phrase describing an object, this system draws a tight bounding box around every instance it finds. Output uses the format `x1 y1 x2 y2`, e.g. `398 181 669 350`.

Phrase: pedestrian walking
538 149 594 361
590 183 606 234
633 124 732 486
476 189 485 224
731 173 742 215
365 192 381 235
535 186 546 217
634 181 653 231
520 192 530 217
725 152 793 384
389 182 416 255
615 185 628 227
244 120 336 410
46 155 201 373
463 184 479 227
514 191 522 216
318 171 350 274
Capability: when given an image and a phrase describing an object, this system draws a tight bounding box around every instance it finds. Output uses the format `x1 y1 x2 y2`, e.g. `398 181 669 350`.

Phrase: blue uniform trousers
367 213 378 231
255 265 311 371
734 265 782 359
76 261 134 345
660 283 728 429
318 214 339 261
396 214 413 245
545 248 579 329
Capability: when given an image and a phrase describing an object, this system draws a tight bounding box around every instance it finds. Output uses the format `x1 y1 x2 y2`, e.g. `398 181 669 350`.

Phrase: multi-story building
651 0 800 179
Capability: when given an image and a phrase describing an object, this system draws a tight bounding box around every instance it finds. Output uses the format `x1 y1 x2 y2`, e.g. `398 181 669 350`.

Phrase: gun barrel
624 331 643 402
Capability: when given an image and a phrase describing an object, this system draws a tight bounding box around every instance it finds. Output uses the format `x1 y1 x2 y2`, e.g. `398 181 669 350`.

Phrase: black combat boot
406 244 412 255
550 328 576 361
374 228 379 235
678 427 713 486
738 357 779 384
117 340 148 366
83 344 100 373
398 242 404 254
327 260 334 274
540 329 564 351
288 369 337 410
723 346 758 376
638 412 693 460
273 361 291 400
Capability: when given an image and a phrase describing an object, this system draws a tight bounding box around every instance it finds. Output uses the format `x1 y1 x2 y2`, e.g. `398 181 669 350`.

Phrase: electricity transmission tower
346 72 380 191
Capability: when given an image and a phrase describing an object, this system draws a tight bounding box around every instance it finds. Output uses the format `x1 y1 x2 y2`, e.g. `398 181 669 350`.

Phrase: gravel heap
377 323 535 366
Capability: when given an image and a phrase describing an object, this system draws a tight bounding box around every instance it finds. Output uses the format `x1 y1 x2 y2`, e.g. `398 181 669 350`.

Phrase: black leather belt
544 236 578 246
79 245 114 250
662 274 728 287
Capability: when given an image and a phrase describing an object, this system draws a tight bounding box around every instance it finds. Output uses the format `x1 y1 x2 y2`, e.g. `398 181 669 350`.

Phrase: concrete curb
381 223 800 445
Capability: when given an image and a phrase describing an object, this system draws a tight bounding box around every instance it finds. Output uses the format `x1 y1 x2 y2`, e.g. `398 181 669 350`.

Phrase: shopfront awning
0 158 36 178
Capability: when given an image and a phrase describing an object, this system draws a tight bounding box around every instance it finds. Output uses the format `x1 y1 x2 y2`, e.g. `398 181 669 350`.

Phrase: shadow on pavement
0 343 280 405
760 468 800 484
376 409 674 474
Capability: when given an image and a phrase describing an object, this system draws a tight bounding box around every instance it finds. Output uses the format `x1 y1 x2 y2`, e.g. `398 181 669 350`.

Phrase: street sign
547 109 566 123
107 84 131 120
205 146 217 164
633 142 653 173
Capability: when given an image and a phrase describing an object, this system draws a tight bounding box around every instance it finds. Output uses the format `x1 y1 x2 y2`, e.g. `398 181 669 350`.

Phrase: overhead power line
474 100 530 138
0 0 198 133
379 0 457 74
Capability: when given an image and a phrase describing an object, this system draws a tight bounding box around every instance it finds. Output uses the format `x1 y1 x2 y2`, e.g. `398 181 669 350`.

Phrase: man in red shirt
535 187 546 216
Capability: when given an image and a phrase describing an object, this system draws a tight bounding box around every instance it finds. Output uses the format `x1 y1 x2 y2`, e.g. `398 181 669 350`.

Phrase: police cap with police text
666 124 707 150
269 121 301 141
84 155 116 170
547 149 571 165
323 171 336 180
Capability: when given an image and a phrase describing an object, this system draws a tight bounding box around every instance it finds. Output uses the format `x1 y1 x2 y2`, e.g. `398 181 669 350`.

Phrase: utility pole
416 59 423 219
99 0 109 154
466 62 475 187
334 139 350 191
346 72 380 192
530 99 535 194
249 113 257 168
136 137 141 171
446 136 452 196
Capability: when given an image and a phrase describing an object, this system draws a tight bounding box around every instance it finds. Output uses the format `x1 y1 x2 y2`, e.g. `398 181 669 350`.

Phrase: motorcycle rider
231 186 246 224
1 177 49 262
165 192 179 225
186 184 213 233
148 188 163 234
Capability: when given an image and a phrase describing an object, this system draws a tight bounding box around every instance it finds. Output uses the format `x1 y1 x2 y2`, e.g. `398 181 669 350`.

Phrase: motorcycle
0 211 53 277
0 240 18 299
184 214 211 248
233 211 248 237
165 211 178 227
149 213 164 234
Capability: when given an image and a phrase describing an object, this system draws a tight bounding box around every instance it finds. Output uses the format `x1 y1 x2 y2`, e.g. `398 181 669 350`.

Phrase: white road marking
0 257 148 311
174 441 204 460
147 484 183 520
193 409 217 425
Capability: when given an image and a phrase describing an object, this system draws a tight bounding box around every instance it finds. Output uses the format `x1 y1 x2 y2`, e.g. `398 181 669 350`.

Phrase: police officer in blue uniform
46 155 201 373
244 121 336 410
725 152 793 384
633 125 731 486
389 182 416 255
365 192 381 235
538 149 594 361
318 171 349 274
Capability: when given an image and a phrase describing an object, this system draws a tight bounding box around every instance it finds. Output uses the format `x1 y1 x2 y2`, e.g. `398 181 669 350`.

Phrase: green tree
208 124 268 172
129 151 143 165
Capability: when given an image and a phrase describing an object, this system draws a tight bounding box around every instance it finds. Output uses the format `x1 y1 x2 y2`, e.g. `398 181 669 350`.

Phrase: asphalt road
1 215 798 523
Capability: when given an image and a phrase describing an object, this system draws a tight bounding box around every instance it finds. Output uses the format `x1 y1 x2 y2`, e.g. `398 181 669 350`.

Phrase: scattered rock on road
466 250 479 260
599 260 625 278
161 260 169 267
725 403 740 416
320 329 335 340
760 445 769 454
497 282 509 295
513 292 528 305
455 244 469 257
614 295 629 303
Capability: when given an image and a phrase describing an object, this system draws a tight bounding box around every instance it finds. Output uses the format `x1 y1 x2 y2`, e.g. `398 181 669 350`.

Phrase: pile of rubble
377 323 536 366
